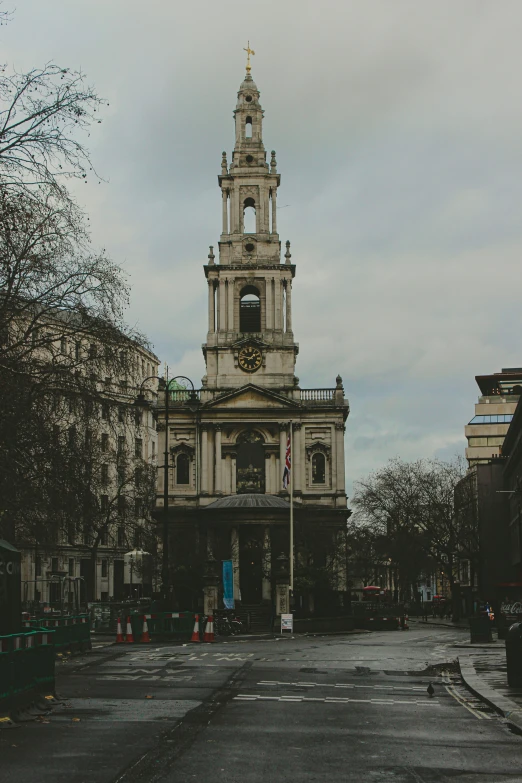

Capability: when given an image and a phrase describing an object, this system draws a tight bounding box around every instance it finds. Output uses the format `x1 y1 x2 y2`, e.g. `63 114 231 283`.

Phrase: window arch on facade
176 453 190 485
245 116 253 138
236 429 265 494
243 197 256 233
239 285 261 332
311 452 326 484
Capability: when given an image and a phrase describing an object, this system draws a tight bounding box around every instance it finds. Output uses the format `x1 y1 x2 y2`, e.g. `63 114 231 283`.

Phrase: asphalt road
1 626 522 783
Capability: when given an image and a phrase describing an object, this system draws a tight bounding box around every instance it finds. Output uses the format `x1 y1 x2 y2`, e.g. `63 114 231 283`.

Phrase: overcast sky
4 1 522 495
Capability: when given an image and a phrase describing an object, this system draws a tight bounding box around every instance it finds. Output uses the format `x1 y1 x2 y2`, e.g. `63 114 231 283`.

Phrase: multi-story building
18 328 159 607
465 368 522 465
154 63 350 619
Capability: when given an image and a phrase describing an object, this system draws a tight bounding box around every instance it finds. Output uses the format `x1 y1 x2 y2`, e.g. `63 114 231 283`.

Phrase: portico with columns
156 62 350 619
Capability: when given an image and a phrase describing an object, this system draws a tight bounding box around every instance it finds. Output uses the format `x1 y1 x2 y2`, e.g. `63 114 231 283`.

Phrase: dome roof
205 493 290 509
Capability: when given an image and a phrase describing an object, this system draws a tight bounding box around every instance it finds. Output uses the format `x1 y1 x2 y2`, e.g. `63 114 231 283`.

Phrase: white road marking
257 680 427 692
235 694 441 706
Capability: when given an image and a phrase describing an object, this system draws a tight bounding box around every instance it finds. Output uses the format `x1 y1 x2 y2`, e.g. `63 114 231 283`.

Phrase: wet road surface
1 626 521 782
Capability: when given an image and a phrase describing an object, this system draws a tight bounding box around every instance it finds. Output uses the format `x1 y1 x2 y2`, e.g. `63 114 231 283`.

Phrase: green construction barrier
0 629 57 716
127 611 196 641
32 629 56 694
22 615 91 654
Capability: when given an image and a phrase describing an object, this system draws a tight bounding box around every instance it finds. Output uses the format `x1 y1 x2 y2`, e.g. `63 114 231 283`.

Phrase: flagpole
290 421 294 593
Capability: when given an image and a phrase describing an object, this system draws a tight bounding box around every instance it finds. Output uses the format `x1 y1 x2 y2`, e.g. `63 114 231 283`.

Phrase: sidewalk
410 616 469 630
458 643 522 732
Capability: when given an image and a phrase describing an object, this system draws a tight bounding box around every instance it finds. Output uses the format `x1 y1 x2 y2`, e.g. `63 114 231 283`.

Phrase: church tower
202 63 297 390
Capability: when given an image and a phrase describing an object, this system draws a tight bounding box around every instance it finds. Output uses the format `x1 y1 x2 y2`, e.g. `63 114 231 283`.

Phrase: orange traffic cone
116 617 124 643
140 618 151 643
203 615 215 643
190 614 200 643
125 616 134 643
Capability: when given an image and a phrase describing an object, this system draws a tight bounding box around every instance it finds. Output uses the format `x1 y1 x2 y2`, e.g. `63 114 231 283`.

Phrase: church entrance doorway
236 430 265 494
239 525 263 604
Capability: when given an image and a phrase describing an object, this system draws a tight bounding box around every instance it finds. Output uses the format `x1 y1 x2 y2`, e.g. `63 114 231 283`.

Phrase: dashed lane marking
257 680 426 692
234 694 441 706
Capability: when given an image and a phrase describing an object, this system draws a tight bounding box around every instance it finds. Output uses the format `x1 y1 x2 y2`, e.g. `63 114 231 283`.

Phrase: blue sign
222 559 234 609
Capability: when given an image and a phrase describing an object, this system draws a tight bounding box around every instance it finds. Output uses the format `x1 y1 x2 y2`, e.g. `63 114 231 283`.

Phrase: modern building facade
156 65 350 618
465 368 522 465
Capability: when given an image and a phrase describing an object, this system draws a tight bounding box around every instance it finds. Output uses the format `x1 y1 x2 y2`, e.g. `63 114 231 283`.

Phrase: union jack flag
282 432 291 489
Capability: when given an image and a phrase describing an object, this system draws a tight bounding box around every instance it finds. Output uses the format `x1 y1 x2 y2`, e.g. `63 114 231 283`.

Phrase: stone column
201 427 208 493
219 281 227 332
279 424 286 493
330 423 337 491
271 187 277 234
262 526 271 601
270 453 277 494
336 423 346 495
228 279 234 332
207 426 214 495
231 452 237 494
222 189 228 234
264 453 271 494
265 277 273 330
225 453 232 494
215 426 222 494
286 280 292 333
231 527 240 602
208 281 215 333
293 424 301 492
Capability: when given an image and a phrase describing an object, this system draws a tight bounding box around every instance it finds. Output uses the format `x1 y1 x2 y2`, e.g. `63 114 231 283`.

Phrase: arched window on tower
245 116 253 139
243 197 256 233
240 285 261 332
176 453 190 485
312 452 326 485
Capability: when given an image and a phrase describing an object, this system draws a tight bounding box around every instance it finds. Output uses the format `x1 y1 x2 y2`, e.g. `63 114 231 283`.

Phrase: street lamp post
135 373 199 607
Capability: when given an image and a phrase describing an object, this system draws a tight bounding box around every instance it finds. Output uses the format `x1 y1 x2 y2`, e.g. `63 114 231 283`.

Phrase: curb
458 657 522 732
409 619 469 630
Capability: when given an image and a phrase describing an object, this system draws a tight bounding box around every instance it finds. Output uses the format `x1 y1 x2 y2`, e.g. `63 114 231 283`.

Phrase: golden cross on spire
243 41 255 73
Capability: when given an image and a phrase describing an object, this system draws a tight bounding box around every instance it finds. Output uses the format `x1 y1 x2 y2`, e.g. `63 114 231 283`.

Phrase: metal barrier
0 629 56 720
22 614 91 654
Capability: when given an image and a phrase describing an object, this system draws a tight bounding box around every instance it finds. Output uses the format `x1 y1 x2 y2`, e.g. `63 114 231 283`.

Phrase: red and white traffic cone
203 615 215 643
403 614 409 630
116 617 124 643
190 614 200 643
140 618 151 643
125 616 134 643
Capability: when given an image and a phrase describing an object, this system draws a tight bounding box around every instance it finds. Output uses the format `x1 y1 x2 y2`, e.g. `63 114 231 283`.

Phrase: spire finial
243 41 255 73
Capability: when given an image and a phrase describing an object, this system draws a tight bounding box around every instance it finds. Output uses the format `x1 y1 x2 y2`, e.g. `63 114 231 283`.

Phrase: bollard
506 622 522 687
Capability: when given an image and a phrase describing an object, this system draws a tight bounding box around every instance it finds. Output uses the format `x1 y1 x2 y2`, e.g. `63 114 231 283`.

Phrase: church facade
157 65 350 618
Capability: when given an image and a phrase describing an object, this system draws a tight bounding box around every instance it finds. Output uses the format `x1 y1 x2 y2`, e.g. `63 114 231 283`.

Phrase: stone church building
157 65 350 620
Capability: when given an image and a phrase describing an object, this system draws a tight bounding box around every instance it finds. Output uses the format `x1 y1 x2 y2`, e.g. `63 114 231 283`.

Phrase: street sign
281 613 293 633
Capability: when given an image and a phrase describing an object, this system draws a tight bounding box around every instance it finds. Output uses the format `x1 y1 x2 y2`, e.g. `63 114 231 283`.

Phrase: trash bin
506 622 522 687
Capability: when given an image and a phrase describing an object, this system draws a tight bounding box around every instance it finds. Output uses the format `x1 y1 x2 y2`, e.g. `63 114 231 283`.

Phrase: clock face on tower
238 344 262 372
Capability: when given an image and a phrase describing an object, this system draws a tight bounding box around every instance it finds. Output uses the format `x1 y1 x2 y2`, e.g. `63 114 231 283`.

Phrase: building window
51 557 59 572
117 495 126 514
312 452 326 484
239 285 261 332
118 436 125 454
101 464 109 485
101 494 109 512
75 341 81 361
67 522 75 544
135 498 142 516
60 337 67 354
101 433 109 453
102 402 110 421
101 559 108 578
152 441 156 458
176 453 190 485
134 528 142 548
100 529 107 546
89 343 97 360
68 558 75 576
118 406 125 423
135 409 142 427
135 438 143 459
117 526 125 547
35 557 41 577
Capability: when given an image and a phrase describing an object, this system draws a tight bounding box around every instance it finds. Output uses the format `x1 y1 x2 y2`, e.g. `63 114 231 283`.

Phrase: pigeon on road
427 683 435 697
